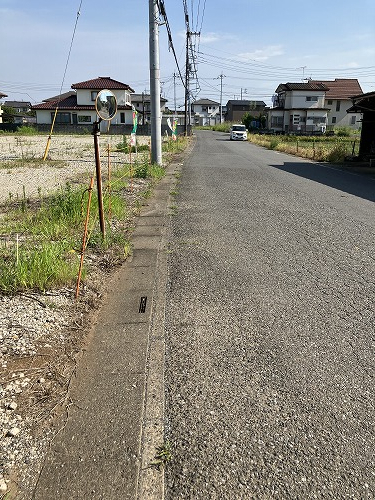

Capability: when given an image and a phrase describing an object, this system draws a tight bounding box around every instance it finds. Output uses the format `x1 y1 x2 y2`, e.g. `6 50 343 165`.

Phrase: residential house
191 98 220 126
2 100 35 124
268 82 329 134
33 77 134 130
131 93 168 124
0 92 8 124
226 100 267 123
4 100 32 113
348 91 375 159
310 79 362 130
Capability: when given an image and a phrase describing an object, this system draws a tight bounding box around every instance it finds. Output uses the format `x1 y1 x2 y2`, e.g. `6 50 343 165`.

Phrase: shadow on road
269 161 375 203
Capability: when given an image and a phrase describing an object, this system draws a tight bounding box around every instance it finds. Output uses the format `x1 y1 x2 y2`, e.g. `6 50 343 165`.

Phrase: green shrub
269 138 280 149
327 143 347 163
16 125 37 135
336 127 351 137
211 122 232 133
134 162 149 178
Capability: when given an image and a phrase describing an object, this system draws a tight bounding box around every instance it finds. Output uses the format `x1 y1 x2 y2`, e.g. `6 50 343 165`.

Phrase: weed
248 133 358 162
149 441 172 470
15 125 38 135
327 143 348 163
269 137 280 150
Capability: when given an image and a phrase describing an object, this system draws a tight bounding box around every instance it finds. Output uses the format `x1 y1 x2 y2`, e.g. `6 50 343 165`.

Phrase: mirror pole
93 119 106 238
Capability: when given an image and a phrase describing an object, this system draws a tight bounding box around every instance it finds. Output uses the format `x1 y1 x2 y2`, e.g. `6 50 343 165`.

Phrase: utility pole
183 3 199 135
217 73 225 123
173 72 177 116
149 0 162 165
184 29 190 135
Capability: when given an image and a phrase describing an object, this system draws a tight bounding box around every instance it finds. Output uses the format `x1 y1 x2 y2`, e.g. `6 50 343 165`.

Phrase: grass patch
248 133 359 163
0 135 190 294
15 125 39 135
0 156 67 170
0 182 129 293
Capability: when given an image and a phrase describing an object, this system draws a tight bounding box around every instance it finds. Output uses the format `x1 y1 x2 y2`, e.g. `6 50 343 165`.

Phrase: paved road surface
165 130 375 499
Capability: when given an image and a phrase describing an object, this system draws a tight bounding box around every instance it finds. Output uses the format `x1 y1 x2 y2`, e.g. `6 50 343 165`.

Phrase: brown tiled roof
276 82 328 92
71 77 134 92
32 95 131 110
310 79 362 99
43 91 76 102
33 95 86 110
193 98 220 105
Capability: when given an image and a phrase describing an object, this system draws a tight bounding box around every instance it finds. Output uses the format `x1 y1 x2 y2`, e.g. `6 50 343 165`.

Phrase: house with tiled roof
268 80 363 134
268 82 329 134
225 99 267 123
191 98 220 126
131 93 168 124
310 79 362 130
33 77 134 129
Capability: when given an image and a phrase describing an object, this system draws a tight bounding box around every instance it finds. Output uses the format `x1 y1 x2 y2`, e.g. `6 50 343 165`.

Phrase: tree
242 111 267 131
242 112 256 130
2 106 16 123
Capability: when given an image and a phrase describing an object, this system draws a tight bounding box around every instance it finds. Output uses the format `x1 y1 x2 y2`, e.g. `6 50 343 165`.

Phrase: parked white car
230 124 248 141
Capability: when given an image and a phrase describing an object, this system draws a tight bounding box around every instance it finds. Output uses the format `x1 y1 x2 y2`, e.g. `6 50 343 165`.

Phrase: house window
120 112 125 123
271 116 283 127
91 91 98 102
293 115 300 124
308 116 326 124
202 106 208 112
336 101 341 112
52 112 71 124
312 116 326 124
332 117 337 124
327 100 333 105
350 115 356 125
306 96 318 102
78 115 91 122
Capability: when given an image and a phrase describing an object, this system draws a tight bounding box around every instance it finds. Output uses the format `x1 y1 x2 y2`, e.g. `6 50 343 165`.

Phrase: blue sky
1 0 375 107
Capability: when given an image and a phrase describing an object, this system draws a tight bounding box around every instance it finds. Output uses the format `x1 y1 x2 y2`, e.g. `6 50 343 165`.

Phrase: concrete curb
136 161 180 499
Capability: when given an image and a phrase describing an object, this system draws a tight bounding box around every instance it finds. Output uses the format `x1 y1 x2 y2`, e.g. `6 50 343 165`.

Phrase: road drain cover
139 296 147 313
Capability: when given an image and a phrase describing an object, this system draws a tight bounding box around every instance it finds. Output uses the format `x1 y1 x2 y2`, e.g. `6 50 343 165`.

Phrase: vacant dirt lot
0 133 153 498
0 134 151 203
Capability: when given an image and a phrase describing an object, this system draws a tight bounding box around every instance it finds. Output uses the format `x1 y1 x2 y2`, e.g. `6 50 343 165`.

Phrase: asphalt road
164 130 375 499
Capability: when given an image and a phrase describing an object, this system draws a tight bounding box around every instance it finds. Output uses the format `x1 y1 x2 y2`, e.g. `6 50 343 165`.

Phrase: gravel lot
0 133 150 497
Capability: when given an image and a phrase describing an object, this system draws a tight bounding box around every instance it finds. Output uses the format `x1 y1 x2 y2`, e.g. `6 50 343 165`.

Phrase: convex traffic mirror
95 89 117 120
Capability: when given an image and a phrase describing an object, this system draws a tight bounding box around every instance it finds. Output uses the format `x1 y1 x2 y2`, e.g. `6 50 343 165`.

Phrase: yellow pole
75 177 94 299
107 143 112 220
43 107 59 161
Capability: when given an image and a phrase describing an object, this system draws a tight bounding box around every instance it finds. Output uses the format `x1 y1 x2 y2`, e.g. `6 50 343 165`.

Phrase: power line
157 0 186 89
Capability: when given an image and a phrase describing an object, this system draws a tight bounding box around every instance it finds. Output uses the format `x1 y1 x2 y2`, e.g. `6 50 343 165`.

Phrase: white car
230 124 248 141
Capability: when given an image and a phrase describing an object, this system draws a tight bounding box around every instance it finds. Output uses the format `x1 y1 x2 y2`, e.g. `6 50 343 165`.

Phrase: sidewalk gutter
32 159 182 500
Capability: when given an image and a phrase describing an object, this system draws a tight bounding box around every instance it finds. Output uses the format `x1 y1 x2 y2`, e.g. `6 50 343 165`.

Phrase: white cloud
200 32 221 44
238 45 284 62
